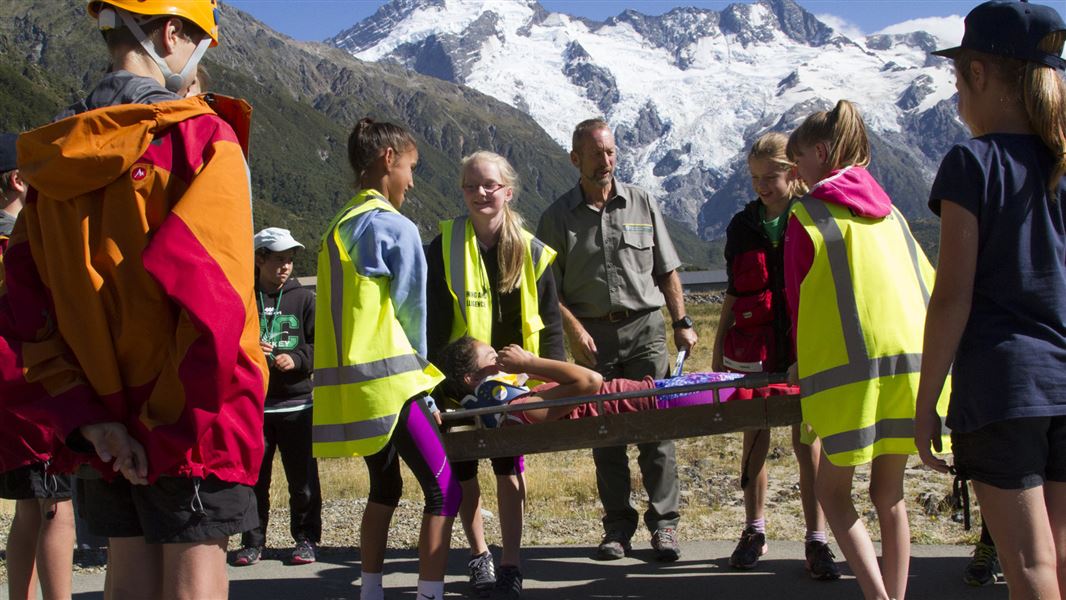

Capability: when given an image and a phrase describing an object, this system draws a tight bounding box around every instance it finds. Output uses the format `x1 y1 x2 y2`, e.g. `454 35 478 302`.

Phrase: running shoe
291 540 317 565
494 564 523 599
729 526 767 570
595 530 632 561
651 527 681 562
231 545 262 567
804 540 841 580
962 541 1001 586
468 551 496 596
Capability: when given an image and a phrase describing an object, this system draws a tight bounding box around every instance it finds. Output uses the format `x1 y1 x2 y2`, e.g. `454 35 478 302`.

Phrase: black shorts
82 475 258 544
452 456 525 482
0 463 73 500
952 416 1066 490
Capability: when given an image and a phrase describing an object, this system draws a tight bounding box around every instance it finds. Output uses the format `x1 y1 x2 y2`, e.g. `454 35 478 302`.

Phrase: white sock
416 579 445 600
360 571 384 600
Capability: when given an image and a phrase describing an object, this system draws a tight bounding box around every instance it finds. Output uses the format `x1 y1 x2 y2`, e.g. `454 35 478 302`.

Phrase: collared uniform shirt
536 180 681 319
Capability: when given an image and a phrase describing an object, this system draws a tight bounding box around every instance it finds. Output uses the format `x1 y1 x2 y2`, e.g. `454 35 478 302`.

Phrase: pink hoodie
783 166 894 345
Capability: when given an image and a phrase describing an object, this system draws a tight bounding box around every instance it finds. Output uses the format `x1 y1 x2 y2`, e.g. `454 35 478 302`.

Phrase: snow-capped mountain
331 0 969 237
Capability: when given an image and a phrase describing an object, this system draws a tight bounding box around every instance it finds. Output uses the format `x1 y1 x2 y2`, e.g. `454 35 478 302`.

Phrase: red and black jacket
721 199 794 374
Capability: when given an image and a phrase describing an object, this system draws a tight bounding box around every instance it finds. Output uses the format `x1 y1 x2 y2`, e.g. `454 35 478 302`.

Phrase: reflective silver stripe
328 230 345 361
821 417 914 456
316 353 431 387
801 198 867 365
798 199 924 396
313 413 396 444
529 236 545 271
448 216 468 323
801 353 922 396
892 207 930 305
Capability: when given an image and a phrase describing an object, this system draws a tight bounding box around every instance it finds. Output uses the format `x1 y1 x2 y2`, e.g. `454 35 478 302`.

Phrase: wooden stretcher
440 373 801 462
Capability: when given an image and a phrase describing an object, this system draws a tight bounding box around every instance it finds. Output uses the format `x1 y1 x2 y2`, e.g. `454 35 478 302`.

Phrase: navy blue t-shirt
929 134 1066 432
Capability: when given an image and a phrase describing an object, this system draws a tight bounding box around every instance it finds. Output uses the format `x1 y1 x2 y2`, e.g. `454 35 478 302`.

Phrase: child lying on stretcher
438 336 747 427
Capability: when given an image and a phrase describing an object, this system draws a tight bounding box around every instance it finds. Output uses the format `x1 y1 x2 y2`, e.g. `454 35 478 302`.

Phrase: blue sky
230 0 980 42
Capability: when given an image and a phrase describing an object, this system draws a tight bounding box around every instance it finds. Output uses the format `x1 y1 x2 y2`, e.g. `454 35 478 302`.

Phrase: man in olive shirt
536 118 698 562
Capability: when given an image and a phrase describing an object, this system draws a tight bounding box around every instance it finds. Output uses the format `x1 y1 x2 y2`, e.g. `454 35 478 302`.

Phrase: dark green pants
581 309 680 538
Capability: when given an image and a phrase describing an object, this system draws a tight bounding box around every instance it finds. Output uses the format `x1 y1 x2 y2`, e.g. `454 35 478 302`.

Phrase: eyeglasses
462 183 507 194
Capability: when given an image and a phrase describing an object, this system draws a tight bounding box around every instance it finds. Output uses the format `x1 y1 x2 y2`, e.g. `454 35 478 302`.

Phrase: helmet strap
113 8 210 93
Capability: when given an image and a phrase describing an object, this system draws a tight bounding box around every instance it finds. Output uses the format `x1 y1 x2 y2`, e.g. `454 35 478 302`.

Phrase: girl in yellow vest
426 151 564 598
917 2 1066 597
783 100 949 600
313 118 457 600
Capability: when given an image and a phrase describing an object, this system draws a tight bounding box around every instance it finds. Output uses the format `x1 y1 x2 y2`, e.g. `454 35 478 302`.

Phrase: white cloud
816 13 864 41
877 16 965 48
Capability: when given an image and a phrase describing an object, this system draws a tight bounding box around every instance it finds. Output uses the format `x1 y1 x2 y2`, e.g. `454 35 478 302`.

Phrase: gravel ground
0 431 979 585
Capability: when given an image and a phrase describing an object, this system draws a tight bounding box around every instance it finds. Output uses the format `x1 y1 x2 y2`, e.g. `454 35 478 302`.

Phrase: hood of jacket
808 166 892 219
62 71 181 118
17 94 250 203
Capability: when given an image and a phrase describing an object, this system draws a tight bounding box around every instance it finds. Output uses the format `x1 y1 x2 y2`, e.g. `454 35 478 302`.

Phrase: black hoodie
257 277 315 409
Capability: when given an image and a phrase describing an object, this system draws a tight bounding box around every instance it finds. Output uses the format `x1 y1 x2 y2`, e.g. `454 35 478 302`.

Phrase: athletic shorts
952 416 1066 490
364 394 461 517
82 475 258 544
0 463 73 500
452 456 525 482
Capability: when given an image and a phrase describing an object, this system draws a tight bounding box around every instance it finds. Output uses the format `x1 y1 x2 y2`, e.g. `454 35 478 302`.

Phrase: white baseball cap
254 227 304 252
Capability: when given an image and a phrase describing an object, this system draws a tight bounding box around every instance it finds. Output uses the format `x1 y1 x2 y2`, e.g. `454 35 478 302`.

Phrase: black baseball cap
0 133 17 173
932 0 1066 70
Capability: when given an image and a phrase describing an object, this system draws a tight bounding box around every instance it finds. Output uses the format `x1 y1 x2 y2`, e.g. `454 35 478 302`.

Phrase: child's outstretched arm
496 345 602 422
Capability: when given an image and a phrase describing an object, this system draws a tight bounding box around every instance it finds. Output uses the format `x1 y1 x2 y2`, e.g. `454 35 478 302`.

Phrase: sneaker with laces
468 551 496 596
595 531 632 561
494 565 523 599
231 545 262 567
729 526 767 570
651 527 681 562
804 540 841 580
291 540 316 565
962 541 1001 586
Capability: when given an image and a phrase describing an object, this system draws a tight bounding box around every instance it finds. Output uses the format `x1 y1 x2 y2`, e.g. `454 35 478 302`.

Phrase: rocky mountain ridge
332 0 970 240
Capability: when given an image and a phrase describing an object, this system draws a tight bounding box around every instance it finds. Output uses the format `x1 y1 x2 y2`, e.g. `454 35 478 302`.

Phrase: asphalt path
4 540 1007 599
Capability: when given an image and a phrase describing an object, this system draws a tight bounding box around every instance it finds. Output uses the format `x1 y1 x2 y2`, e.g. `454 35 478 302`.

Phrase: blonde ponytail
459 151 526 293
786 100 871 170
1025 31 1066 194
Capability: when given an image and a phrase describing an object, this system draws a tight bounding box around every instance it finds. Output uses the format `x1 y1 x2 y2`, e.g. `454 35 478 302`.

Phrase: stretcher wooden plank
443 395 801 461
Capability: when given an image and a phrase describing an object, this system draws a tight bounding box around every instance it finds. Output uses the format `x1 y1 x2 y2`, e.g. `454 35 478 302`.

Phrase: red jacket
1 95 268 484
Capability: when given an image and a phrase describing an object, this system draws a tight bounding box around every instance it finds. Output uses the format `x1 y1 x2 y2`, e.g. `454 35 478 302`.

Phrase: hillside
0 2 712 271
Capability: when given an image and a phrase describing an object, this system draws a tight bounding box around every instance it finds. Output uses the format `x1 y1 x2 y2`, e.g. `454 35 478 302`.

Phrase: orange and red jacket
0 95 268 484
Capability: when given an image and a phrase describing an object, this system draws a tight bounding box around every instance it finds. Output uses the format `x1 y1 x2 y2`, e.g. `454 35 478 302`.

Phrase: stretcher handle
440 371 789 423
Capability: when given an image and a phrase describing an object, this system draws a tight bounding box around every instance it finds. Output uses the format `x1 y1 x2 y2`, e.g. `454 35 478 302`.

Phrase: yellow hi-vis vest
440 216 556 356
312 191 444 458
792 194 951 466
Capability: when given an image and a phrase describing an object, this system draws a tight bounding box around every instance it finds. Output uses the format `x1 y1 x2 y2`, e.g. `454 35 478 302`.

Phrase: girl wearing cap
425 151 564 598
315 118 457 600
915 2 1066 596
231 228 321 567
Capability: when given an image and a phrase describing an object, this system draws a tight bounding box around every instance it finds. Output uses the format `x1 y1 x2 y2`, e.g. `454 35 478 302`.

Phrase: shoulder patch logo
131 166 148 181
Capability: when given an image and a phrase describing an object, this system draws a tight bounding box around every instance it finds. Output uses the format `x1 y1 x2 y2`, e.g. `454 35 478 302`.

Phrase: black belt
586 308 656 323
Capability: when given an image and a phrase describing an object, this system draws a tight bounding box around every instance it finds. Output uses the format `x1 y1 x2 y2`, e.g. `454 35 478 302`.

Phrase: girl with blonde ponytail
425 150 565 597
916 3 1066 598
785 99 947 600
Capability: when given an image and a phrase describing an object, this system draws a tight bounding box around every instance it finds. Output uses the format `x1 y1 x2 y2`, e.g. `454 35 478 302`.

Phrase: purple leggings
364 395 461 517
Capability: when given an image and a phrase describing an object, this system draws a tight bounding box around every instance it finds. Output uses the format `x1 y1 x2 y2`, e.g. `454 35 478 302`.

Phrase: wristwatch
672 315 694 329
